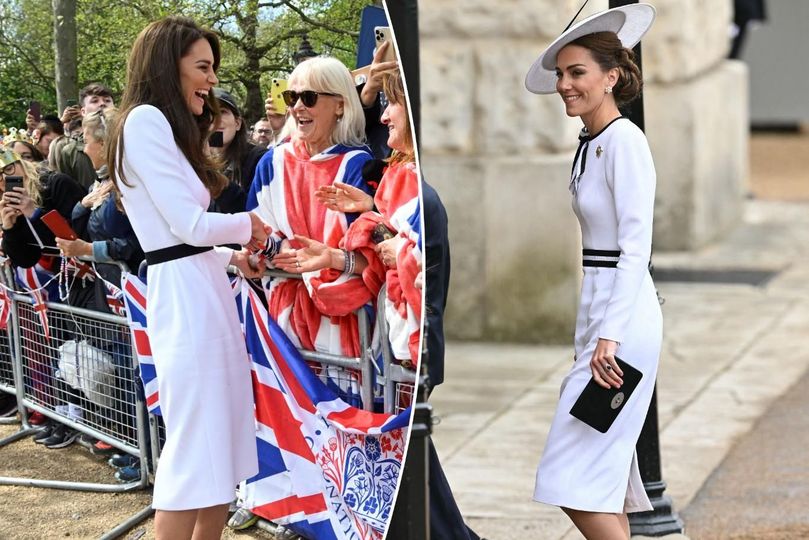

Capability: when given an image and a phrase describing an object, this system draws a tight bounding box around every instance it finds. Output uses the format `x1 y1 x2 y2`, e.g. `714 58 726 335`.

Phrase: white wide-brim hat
525 3 656 94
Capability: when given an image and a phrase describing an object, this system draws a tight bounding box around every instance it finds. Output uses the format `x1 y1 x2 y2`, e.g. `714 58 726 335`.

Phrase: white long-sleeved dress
118 105 258 510
534 117 662 513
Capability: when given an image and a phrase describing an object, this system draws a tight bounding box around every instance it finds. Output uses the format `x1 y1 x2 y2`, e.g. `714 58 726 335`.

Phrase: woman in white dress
525 5 659 540
107 17 270 539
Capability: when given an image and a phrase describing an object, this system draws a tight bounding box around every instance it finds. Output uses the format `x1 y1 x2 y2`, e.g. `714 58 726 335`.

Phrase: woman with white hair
238 56 374 530
247 56 373 361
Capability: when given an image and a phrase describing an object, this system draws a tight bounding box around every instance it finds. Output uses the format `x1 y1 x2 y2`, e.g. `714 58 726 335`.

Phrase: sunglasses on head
282 90 339 108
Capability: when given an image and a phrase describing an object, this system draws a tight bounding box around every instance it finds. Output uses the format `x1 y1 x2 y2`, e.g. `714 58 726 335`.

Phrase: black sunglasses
282 90 339 108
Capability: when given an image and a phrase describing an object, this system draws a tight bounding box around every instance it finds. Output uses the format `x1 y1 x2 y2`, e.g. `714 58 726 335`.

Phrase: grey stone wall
419 0 748 341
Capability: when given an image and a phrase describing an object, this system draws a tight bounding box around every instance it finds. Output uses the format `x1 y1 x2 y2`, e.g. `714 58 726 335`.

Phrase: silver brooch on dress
596 146 603 158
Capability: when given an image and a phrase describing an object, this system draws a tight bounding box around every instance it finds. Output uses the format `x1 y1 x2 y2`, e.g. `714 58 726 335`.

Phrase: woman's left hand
56 238 93 258
314 183 374 213
272 234 334 274
590 338 623 389
375 236 403 268
4 188 36 218
230 248 266 279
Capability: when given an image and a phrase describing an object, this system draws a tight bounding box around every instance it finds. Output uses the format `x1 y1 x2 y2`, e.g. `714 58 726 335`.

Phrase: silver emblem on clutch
610 392 625 410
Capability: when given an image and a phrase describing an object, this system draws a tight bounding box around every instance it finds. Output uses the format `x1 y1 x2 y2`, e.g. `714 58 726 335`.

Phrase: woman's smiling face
179 38 219 116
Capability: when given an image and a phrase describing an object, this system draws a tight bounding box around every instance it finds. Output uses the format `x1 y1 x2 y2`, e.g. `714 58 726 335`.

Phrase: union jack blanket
120 273 410 538
246 140 375 361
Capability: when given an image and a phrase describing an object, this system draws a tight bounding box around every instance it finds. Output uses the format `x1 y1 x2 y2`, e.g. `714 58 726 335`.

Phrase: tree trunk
52 0 78 113
237 0 265 123
243 56 265 124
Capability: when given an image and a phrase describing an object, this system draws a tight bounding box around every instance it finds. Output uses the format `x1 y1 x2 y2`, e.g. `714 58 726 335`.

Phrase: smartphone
41 209 77 240
208 130 224 148
29 101 41 123
374 26 396 63
66 98 77 107
4 176 23 194
270 78 288 116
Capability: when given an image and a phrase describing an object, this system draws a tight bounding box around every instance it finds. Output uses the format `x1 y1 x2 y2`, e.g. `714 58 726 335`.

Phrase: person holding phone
0 145 86 268
105 16 270 539
359 40 400 159
524 5 661 539
0 144 88 448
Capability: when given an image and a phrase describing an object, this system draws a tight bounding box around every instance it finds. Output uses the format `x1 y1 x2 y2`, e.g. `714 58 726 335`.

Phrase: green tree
0 0 371 130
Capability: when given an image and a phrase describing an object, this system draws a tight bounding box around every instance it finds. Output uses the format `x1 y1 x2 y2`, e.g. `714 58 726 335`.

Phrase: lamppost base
629 481 685 536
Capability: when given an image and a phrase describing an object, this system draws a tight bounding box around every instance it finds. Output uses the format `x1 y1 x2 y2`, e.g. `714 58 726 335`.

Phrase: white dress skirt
118 105 259 510
147 251 257 510
534 118 662 513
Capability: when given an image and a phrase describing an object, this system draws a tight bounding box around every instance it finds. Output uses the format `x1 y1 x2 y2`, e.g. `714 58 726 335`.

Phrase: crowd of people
0 14 422 538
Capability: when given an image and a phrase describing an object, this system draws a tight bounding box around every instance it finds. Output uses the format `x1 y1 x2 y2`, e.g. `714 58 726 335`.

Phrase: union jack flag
15 264 58 341
120 274 160 415
103 279 126 317
120 272 411 538
0 285 10 331
240 281 410 539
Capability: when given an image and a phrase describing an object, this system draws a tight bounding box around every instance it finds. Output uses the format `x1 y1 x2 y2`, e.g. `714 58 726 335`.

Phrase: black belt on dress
582 249 620 268
144 244 212 265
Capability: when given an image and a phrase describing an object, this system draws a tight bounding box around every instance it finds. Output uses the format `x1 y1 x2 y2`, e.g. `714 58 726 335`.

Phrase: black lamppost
607 0 684 535
292 34 318 65
386 1 430 539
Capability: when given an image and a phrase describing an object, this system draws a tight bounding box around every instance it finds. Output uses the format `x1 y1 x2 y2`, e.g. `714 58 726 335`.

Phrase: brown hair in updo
569 31 643 106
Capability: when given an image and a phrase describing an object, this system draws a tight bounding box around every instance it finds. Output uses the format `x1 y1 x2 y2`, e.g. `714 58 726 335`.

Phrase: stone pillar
419 0 747 341
642 0 748 250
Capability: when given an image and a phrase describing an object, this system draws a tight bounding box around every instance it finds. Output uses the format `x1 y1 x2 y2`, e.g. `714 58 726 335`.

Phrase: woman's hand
589 338 623 389
56 238 93 258
272 234 336 274
25 111 38 131
0 200 20 230
81 181 113 208
246 212 272 251
230 248 266 279
314 182 374 213
3 188 36 218
375 236 404 268
360 42 399 107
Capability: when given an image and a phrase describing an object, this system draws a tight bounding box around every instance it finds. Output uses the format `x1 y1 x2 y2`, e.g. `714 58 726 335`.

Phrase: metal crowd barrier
376 286 417 415
0 260 150 492
0 264 19 425
0 262 407 537
0 260 153 537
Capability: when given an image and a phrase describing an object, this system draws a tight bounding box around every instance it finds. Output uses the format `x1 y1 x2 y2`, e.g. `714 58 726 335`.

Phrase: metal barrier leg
0 426 39 447
98 505 155 540
358 307 374 412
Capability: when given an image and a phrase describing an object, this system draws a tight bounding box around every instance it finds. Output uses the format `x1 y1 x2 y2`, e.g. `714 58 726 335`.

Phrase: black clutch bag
569 356 643 433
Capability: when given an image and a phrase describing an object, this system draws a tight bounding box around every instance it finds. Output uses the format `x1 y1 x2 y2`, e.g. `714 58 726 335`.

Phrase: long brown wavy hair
107 16 227 197
380 68 415 164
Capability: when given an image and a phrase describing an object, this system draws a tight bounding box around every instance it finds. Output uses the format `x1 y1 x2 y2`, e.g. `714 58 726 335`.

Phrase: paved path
430 198 809 540
681 368 809 539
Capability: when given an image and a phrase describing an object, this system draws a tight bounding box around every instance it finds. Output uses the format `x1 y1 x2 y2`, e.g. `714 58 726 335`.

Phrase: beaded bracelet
341 248 355 276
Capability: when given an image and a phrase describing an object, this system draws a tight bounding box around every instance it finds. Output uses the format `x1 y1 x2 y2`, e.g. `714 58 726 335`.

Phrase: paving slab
431 199 809 540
